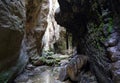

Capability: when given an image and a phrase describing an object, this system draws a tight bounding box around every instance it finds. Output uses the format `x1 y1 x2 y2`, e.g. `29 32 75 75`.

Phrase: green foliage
39 56 58 66
42 50 54 56
92 2 98 10
87 21 105 52
37 50 63 66
86 18 113 55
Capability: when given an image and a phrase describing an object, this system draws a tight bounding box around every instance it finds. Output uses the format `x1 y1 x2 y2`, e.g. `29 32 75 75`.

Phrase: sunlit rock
25 0 49 64
43 0 60 51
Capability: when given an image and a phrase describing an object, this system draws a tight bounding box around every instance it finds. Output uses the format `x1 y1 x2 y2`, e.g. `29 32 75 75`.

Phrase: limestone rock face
25 0 49 63
55 0 120 83
43 0 60 51
0 0 28 82
43 0 73 55
107 28 120 83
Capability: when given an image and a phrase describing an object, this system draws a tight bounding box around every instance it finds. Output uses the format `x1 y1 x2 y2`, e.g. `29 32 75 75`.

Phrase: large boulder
0 0 28 82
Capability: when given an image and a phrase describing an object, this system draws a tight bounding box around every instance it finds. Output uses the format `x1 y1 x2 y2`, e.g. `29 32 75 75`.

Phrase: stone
107 38 118 47
26 64 35 70
59 55 88 81
110 52 120 62
26 0 49 64
43 0 60 51
111 61 120 71
107 46 120 62
15 74 29 82
0 0 28 82
117 42 120 51
112 69 120 83
110 54 120 82
15 66 71 83
59 66 68 81
55 0 118 83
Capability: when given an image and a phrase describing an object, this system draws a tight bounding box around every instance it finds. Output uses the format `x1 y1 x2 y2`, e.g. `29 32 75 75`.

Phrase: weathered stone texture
0 0 28 82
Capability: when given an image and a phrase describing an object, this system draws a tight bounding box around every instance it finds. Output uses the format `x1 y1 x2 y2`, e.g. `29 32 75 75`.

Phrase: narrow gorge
0 0 120 83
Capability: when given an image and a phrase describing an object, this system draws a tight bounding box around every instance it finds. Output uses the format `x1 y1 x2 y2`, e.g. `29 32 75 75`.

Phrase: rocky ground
14 54 71 83
14 54 98 83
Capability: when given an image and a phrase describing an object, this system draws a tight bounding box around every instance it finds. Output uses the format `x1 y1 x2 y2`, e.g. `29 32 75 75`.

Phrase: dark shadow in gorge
55 0 120 83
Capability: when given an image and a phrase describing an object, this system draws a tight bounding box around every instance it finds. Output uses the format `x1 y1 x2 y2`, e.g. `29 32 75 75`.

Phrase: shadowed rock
59 55 88 81
55 0 120 83
0 0 28 82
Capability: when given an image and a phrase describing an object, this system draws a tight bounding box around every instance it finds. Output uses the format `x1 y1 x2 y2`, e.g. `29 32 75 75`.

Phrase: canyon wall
55 0 120 83
0 0 28 82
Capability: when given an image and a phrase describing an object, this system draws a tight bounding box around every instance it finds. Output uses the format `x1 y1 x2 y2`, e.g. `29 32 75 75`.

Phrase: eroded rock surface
43 0 60 51
25 0 49 65
0 0 28 82
106 28 120 83
55 0 120 83
15 54 71 83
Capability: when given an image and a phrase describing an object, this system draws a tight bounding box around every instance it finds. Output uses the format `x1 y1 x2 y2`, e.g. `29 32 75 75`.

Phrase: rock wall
0 0 63 82
25 0 49 64
55 0 120 83
0 0 28 82
106 1 120 81
43 0 73 55
42 0 60 51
